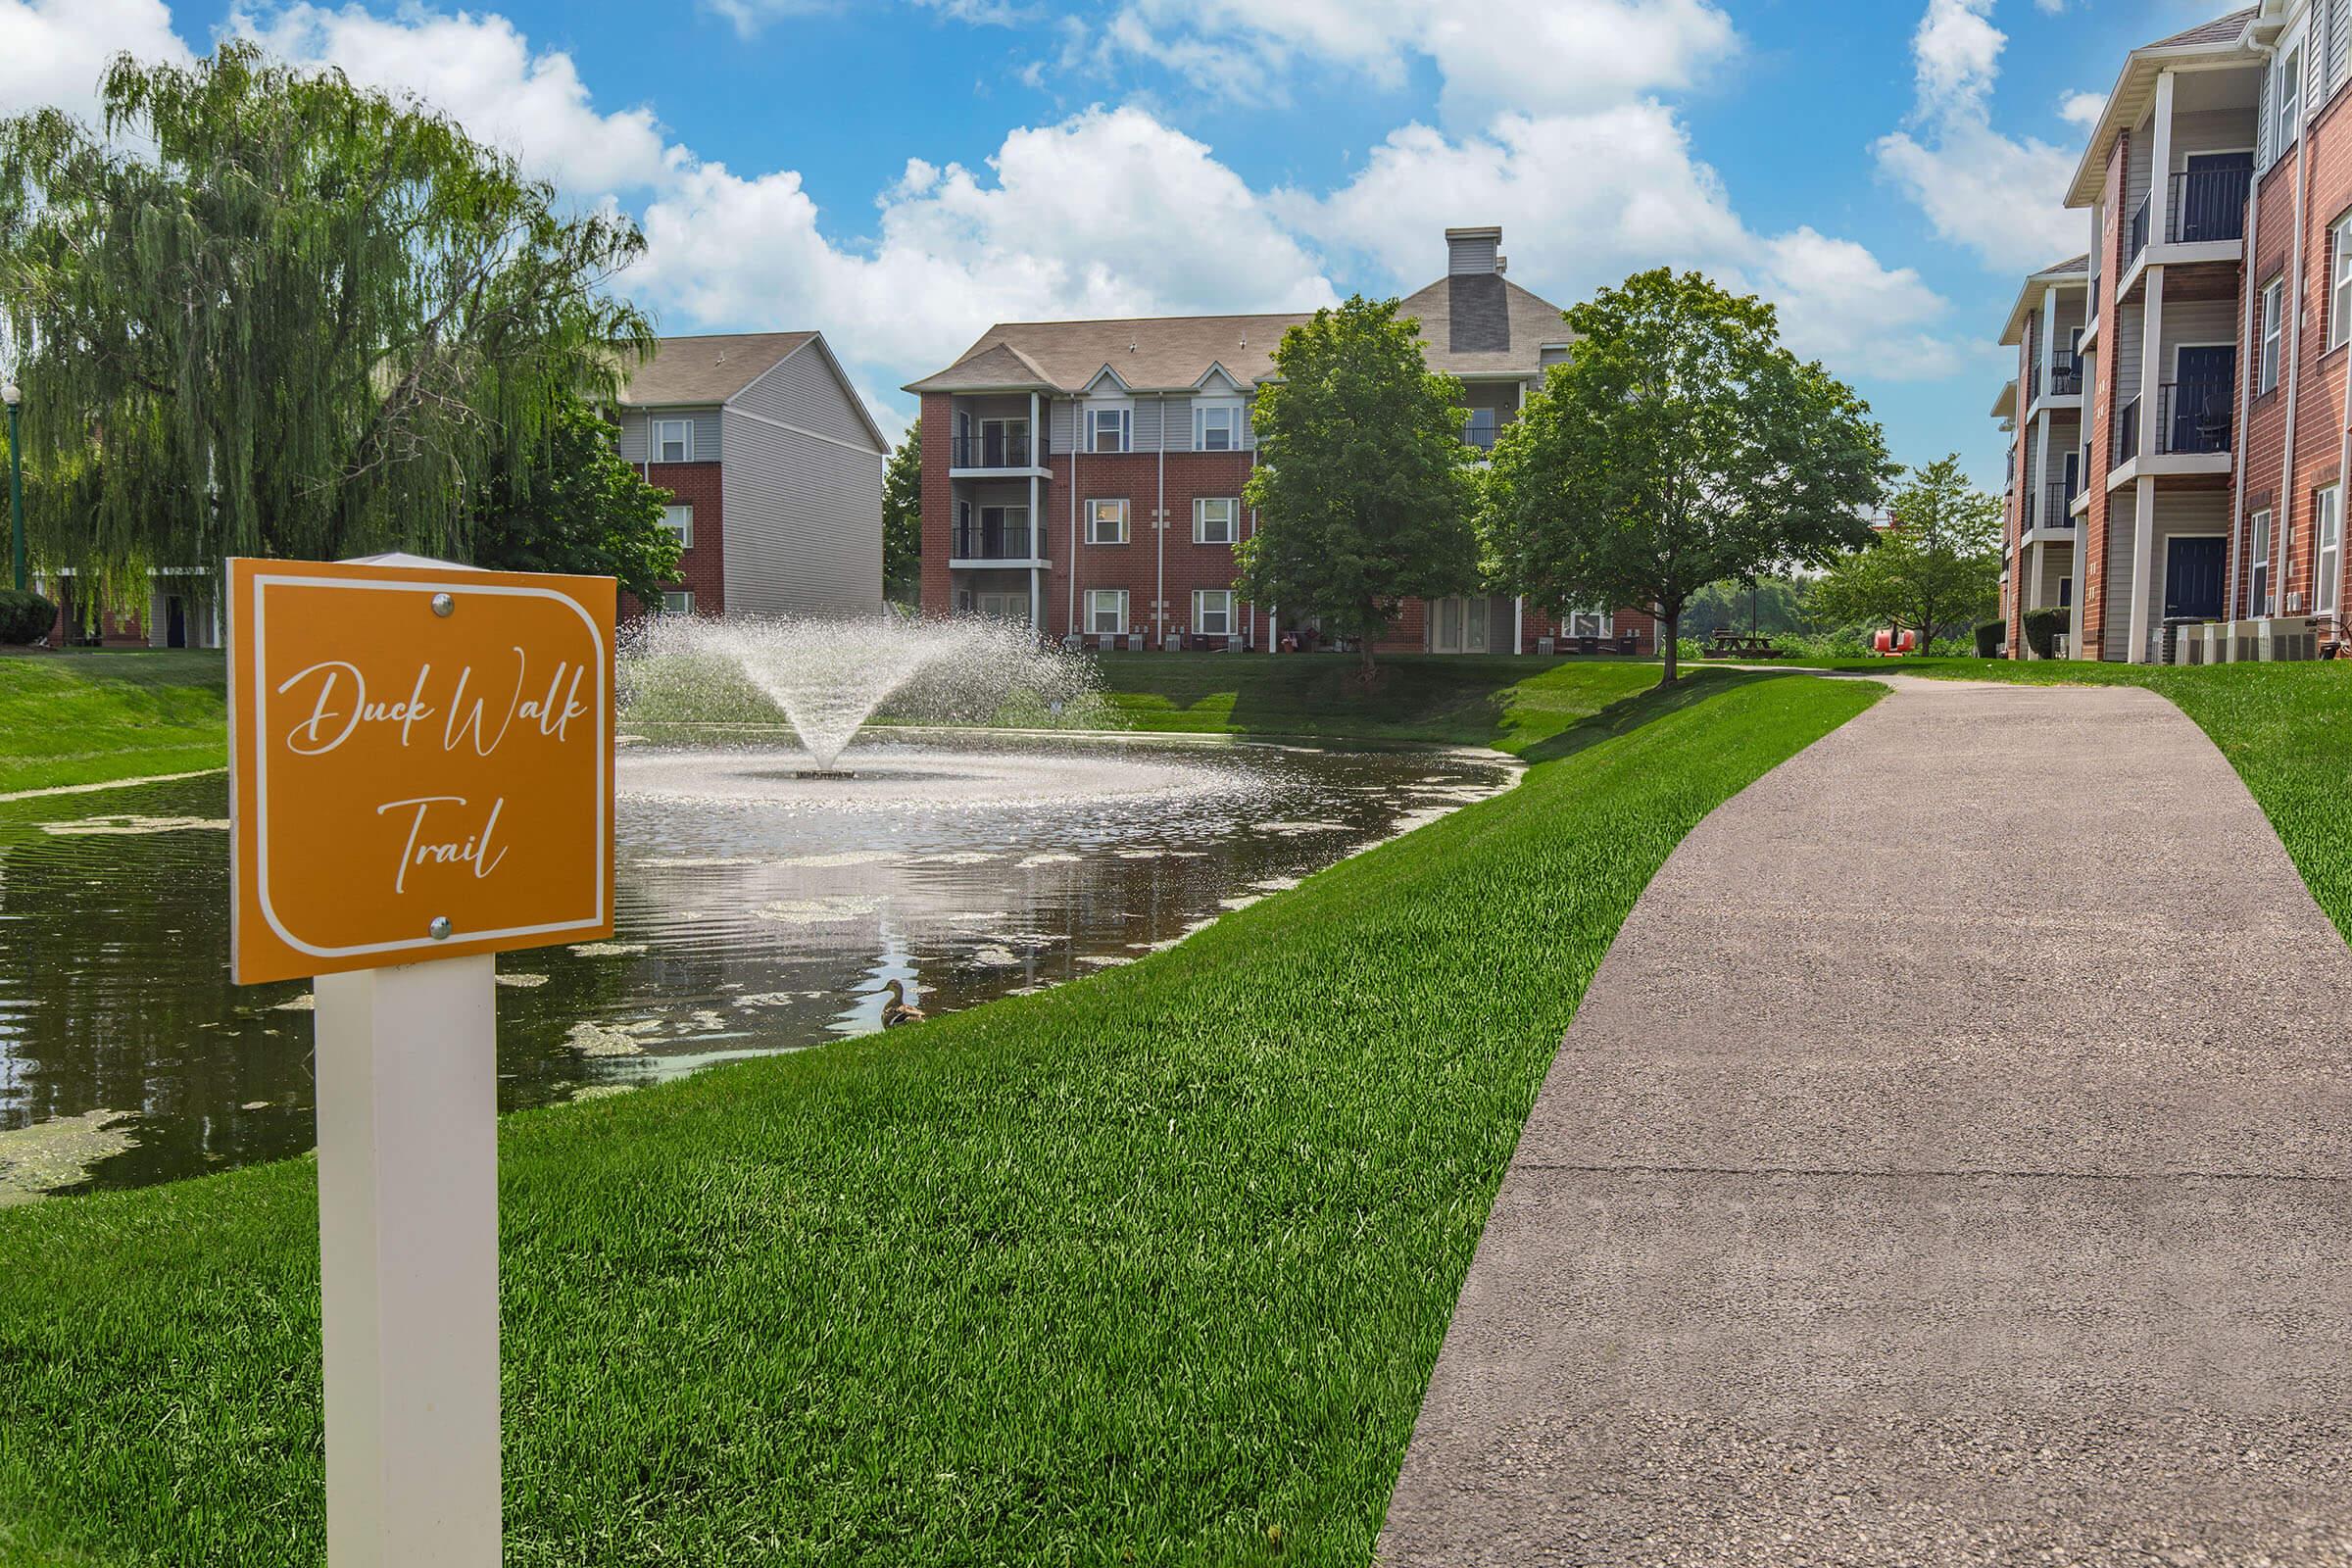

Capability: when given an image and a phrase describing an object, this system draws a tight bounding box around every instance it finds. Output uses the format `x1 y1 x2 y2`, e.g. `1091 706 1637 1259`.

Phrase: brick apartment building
1998 2 2352 662
614 331 890 620
905 226 1654 655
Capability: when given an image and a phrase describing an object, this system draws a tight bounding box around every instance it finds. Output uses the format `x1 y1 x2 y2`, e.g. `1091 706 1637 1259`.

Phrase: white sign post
315 954 502 1567
227 556 616 1566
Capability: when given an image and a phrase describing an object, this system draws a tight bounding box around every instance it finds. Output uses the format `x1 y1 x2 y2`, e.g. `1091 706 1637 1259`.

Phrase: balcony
2036 481 2078 535
2128 195 2150 268
2167 167 2250 244
2029 359 2084 406
2114 394 2141 466
2157 379 2231 454
952 431 1042 471
951 520 1043 564
1462 412 1504 452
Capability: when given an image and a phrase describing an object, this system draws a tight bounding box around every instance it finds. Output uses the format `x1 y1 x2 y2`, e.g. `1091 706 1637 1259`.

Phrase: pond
0 732 1516 1199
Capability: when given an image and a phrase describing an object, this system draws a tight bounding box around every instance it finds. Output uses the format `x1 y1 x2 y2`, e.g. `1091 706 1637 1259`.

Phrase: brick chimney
1446 225 1503 276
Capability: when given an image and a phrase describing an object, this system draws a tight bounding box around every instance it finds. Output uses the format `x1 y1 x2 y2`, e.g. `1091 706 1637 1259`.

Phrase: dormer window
1195 402 1242 451
1089 406 1131 454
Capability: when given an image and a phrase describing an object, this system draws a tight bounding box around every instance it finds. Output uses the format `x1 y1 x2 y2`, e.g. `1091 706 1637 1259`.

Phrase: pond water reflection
0 733 1514 1198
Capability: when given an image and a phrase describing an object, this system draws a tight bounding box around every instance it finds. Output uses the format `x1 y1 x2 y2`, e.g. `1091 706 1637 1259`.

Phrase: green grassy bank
1796 657 2352 939
0 669 1879 1567
0 651 226 794
1090 652 1662 752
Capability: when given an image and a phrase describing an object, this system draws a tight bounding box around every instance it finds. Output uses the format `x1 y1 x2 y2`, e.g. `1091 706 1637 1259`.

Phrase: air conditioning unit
2255 616 2322 661
1535 635 1556 655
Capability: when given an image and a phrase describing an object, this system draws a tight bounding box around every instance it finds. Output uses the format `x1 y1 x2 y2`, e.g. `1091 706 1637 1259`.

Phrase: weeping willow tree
0 42 656 613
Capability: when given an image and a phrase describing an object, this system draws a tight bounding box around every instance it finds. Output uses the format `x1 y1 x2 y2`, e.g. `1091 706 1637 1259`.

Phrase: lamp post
2 381 22 593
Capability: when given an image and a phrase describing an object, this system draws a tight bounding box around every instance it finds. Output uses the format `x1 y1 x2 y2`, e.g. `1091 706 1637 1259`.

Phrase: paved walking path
1380 676 2352 1566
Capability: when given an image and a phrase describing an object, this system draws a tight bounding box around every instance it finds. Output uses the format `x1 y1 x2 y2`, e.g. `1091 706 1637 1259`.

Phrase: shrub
0 589 57 646
1974 618 2004 658
2022 607 2068 660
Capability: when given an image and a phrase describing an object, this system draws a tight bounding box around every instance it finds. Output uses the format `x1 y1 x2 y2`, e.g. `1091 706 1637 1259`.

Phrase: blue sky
7 1 2241 485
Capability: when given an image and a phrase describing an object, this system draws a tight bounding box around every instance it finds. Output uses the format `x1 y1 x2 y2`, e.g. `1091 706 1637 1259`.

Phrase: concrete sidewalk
1380 676 2352 1566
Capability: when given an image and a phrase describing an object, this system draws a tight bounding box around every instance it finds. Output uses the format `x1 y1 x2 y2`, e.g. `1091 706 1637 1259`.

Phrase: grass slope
1093 653 1662 753
0 670 1879 1568
0 651 226 794
1801 657 2352 939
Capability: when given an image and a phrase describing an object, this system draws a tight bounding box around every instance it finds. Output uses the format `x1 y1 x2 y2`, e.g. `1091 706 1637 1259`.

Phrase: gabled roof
2064 8 2262 208
905 275 1575 397
617 331 818 406
2000 255 2093 345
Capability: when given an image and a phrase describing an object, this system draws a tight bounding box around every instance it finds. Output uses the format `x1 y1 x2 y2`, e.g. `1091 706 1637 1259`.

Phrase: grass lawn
0 668 1879 1567
0 650 226 794
1792 656 2352 940
1091 652 1664 753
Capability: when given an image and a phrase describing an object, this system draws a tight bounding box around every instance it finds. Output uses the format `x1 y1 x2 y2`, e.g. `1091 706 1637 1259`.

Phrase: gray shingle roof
2146 8 2256 51
617 331 818 407
906 275 1573 396
2042 254 2090 276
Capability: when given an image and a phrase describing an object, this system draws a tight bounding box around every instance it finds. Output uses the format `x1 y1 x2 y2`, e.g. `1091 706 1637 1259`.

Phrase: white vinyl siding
732 342 882 451
662 504 693 550
1193 589 1233 637
1087 498 1128 545
719 402 886 616
1193 497 1238 545
1087 588 1129 635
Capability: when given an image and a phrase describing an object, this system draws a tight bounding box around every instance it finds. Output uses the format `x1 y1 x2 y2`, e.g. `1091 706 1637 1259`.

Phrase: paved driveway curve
1380 675 2352 1566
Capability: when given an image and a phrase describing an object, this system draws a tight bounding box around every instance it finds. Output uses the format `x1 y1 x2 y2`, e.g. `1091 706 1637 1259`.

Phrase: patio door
2171 346 2234 453
976 590 1030 623
1430 596 1488 654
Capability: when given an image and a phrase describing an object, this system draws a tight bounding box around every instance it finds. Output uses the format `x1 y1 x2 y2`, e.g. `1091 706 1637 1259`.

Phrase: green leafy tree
1486 269 1892 683
1683 573 1808 639
883 418 922 606
1236 295 1478 679
0 42 652 612
466 399 681 602
1807 455 2003 655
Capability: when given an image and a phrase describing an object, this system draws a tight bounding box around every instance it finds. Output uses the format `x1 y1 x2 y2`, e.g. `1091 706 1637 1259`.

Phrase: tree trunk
1659 609 1680 685
1357 632 1379 684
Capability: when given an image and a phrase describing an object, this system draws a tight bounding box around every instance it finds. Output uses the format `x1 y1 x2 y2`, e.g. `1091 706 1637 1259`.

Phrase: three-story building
906 226 1654 655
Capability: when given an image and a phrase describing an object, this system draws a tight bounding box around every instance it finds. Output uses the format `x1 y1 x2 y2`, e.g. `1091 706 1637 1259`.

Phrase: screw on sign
226 555 615 1568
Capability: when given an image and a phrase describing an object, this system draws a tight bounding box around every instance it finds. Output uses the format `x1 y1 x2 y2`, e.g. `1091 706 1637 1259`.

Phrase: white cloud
629 107 1337 376
1874 0 2082 272
0 0 190 122
232 4 678 194
1100 0 1739 121
1285 112 1964 381
2059 90 2105 127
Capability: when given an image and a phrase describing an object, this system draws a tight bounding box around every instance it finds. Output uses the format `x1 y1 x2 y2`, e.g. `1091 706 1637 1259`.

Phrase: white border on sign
250 570 611 960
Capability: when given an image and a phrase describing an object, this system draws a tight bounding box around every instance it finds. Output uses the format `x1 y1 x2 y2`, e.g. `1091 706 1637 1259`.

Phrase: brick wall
621 460 723 622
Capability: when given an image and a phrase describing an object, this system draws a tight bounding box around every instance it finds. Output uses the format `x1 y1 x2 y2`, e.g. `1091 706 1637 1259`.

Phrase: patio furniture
1702 629 1788 660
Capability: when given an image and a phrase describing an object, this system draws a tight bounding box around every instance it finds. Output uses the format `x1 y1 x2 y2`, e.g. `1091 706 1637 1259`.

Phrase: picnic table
1701 630 1789 660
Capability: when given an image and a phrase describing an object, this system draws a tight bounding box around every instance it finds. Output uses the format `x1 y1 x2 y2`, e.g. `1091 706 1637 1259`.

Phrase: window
658 590 694 615
2058 576 2074 610
661 504 693 550
2332 219 2352 351
2261 277 2285 390
1568 609 1613 638
655 417 692 464
1195 402 1241 451
1087 588 1130 635
2252 508 2275 615
1089 406 1131 454
2279 43 2304 155
1087 499 1129 545
1194 588 1233 637
978 417 1029 466
1194 497 1238 545
2320 485 2342 615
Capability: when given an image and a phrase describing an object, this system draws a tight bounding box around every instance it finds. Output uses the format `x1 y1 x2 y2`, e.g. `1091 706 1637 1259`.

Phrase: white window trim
1193 587 1234 636
654 416 693 465
2261 278 2285 391
1193 496 1239 545
2280 40 2306 157
658 590 694 615
1087 498 1129 546
2251 509 2273 616
1566 608 1614 638
1087 588 1130 635
2319 485 2343 615
1088 403 1133 455
662 503 694 550
1193 400 1244 453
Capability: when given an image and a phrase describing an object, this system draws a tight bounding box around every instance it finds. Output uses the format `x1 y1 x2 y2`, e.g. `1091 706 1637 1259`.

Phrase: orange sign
228 558 615 985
